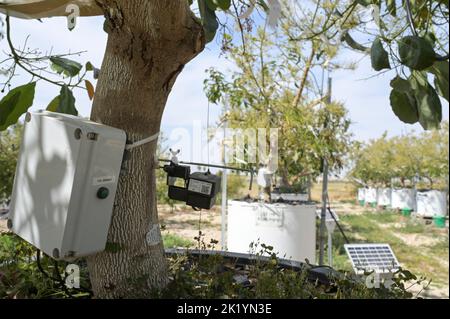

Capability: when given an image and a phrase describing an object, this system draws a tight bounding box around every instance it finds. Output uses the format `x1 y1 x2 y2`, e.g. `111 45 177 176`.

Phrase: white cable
125 132 160 151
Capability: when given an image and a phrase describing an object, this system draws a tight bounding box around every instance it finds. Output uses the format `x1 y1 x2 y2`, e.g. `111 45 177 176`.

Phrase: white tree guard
357 188 366 202
365 187 377 204
0 0 101 19
377 188 392 207
391 188 416 211
416 190 448 218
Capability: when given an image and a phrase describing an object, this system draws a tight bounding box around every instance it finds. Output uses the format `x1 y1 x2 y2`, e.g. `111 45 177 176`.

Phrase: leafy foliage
345 0 449 129
0 233 91 299
0 124 22 203
204 19 354 189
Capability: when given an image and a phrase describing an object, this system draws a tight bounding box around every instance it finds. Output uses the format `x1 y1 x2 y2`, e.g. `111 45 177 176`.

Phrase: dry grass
311 181 357 202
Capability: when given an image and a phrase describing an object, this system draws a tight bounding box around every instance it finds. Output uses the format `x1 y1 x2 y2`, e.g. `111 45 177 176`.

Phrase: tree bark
86 0 205 298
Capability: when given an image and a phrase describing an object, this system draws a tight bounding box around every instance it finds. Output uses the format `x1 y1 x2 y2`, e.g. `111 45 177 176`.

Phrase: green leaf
390 89 419 124
429 61 449 102
390 76 411 92
46 96 60 112
50 57 83 78
85 61 94 72
198 0 219 43
386 0 396 16
411 76 443 130
0 82 36 131
398 36 436 71
213 0 231 10
371 38 391 71
57 86 78 116
356 0 374 6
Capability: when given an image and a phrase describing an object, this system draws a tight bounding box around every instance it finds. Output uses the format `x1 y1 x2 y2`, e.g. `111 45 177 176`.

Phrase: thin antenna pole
319 71 332 266
221 100 229 251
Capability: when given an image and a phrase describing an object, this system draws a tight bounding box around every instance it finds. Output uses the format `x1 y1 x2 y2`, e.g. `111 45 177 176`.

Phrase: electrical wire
35 249 93 297
326 194 350 244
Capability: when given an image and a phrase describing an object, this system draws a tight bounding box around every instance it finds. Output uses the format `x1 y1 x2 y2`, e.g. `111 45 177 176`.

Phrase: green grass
397 220 426 234
163 233 194 249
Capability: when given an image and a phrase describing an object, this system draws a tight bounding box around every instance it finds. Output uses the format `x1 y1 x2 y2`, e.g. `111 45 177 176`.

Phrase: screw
53 248 60 259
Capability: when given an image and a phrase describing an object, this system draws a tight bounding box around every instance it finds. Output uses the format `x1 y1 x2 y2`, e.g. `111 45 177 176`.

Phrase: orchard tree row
350 122 449 188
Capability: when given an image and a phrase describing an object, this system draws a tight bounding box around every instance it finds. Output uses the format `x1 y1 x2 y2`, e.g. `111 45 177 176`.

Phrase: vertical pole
221 101 229 251
328 230 333 267
319 74 332 266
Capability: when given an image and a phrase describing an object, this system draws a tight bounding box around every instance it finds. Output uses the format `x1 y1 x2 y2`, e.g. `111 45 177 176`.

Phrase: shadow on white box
8 111 126 260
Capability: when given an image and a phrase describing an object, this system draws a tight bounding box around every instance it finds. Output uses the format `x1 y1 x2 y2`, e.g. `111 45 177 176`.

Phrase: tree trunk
86 0 205 298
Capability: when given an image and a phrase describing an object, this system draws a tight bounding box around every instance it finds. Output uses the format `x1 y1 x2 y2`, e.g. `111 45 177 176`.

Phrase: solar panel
344 244 400 275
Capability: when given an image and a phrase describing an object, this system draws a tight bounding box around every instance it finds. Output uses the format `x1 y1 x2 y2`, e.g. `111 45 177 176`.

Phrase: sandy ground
0 220 7 234
159 205 223 248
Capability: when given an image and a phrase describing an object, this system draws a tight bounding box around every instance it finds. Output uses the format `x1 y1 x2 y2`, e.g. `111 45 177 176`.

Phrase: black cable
36 249 93 297
326 195 350 244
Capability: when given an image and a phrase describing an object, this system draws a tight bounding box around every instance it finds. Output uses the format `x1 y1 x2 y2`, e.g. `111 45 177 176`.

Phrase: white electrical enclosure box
8 111 127 260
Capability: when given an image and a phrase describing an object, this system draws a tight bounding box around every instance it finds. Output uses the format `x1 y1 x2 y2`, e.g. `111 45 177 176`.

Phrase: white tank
377 188 392 207
391 188 416 211
357 188 366 202
365 188 378 205
416 190 448 218
227 200 316 264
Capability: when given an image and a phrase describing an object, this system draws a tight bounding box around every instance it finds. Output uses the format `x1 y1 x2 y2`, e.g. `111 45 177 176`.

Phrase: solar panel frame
344 244 400 275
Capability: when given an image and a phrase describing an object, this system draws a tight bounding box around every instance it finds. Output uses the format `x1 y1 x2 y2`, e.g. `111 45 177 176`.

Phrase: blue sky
1 15 448 163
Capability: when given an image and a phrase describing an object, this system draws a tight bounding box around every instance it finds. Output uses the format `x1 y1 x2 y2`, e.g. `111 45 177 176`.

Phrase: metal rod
319 73 332 266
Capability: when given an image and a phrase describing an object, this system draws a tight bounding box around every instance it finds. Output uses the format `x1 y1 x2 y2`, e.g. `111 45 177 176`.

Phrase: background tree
205 1 355 191
0 124 22 204
350 122 449 188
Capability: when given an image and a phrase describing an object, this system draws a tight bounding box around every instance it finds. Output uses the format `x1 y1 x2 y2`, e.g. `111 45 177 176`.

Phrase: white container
9 111 126 260
227 200 316 263
365 188 377 204
377 188 392 207
416 190 448 218
391 188 416 211
357 188 366 202
271 193 309 201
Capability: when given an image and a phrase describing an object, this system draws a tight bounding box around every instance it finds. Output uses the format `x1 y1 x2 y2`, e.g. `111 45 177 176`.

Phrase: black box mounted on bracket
163 163 221 210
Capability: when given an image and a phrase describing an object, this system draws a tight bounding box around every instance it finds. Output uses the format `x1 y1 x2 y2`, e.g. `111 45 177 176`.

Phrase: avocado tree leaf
46 96 60 112
50 57 83 78
411 76 443 130
390 89 419 124
428 61 449 102
371 38 391 71
85 61 94 72
0 82 36 131
213 0 231 10
198 0 219 43
57 85 78 116
386 0 396 16
398 36 436 71
390 76 411 92
85 80 95 101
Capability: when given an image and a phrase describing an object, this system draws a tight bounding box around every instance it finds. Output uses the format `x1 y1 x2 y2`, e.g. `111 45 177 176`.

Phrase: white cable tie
125 132 160 151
